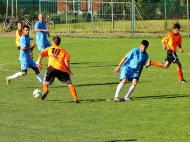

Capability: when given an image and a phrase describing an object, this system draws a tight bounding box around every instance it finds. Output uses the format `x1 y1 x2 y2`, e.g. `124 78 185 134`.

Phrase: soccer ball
33 89 42 99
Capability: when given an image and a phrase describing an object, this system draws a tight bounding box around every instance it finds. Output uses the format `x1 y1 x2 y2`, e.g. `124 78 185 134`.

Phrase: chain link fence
0 0 190 36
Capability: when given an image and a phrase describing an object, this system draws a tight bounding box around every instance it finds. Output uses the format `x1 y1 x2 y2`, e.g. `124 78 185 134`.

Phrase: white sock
36 73 43 84
124 85 135 100
114 82 124 98
8 72 23 80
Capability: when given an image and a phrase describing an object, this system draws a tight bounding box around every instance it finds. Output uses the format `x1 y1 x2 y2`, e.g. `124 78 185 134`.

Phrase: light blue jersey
19 35 37 71
35 21 50 51
120 48 148 81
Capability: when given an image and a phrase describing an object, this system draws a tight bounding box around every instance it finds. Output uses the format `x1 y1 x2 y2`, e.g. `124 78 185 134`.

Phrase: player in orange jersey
36 36 79 103
146 23 186 83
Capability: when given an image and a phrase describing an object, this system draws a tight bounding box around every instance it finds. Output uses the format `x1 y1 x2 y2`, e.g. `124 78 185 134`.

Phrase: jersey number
52 48 60 56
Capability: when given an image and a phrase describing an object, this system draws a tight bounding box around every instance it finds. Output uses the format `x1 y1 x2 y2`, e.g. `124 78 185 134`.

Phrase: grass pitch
0 37 190 142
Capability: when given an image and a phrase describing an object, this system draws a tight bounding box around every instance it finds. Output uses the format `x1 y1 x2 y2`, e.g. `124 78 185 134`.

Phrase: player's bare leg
160 61 170 69
124 79 138 101
113 79 126 102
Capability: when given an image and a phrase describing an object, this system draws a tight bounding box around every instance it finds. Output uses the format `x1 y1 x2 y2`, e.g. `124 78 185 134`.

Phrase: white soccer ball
33 89 42 99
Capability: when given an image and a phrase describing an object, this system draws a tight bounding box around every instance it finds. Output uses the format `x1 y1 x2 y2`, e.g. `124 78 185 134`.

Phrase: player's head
140 40 149 53
172 23 181 34
17 22 22 30
22 25 30 35
38 13 44 22
52 36 61 46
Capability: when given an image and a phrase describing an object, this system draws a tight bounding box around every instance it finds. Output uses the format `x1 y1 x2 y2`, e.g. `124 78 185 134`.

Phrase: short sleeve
41 48 49 57
20 36 26 48
126 48 135 59
162 33 170 44
35 22 40 30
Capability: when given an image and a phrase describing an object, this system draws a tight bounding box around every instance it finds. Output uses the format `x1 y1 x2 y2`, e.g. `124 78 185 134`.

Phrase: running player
6 25 43 85
146 23 186 83
36 36 79 103
113 40 149 102
16 22 34 58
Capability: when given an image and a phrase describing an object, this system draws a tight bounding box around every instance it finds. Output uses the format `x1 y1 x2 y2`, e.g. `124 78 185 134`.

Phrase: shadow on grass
46 98 107 104
46 94 189 104
105 139 137 142
71 61 117 68
133 93 190 101
53 82 119 88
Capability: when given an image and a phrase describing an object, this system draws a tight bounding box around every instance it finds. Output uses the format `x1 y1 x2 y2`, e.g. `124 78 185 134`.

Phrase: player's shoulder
131 47 139 52
20 34 25 40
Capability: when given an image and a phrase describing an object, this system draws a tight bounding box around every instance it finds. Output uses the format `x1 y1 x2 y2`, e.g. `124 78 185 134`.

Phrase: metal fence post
187 0 189 37
131 0 135 37
164 0 167 31
39 0 41 13
111 0 114 31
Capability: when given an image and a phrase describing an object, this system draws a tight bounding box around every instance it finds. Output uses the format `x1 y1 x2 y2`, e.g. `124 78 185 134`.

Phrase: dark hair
17 21 22 25
53 36 61 46
141 40 149 47
22 25 29 30
173 23 181 30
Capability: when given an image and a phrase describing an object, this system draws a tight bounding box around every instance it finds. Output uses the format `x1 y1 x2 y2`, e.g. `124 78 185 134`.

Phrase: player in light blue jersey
6 25 43 85
113 40 149 102
35 13 50 51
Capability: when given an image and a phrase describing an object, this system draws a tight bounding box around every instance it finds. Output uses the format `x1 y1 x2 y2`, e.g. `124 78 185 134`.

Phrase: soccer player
36 36 79 103
6 25 43 85
16 22 23 50
146 23 186 83
16 22 34 58
35 13 51 51
113 40 149 102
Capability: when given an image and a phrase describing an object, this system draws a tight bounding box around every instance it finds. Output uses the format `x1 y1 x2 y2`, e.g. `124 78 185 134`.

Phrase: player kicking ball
146 23 186 83
113 40 149 102
6 25 43 85
36 36 79 103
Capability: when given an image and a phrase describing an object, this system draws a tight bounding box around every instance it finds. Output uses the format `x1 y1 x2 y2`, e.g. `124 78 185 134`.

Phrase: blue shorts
37 40 51 51
120 66 139 81
20 60 37 71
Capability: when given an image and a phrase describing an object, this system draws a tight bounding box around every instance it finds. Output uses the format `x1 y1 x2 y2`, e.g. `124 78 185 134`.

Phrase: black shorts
44 66 71 85
165 50 180 64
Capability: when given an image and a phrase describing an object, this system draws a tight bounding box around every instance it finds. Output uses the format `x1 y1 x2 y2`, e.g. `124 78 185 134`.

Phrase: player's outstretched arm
114 56 127 73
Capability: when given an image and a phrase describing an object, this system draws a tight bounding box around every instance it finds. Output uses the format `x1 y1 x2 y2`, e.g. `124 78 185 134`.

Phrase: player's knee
34 68 40 75
120 79 126 84
163 65 169 69
21 71 27 76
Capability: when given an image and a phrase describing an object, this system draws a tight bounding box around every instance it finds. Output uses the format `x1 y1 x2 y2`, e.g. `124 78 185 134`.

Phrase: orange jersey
16 30 23 47
162 32 182 52
41 46 70 72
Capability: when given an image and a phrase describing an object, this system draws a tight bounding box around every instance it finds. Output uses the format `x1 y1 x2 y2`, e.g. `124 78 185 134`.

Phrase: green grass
1 36 190 142
52 19 190 33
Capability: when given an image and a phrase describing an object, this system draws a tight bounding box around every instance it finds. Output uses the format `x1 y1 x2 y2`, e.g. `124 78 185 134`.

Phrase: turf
0 36 190 142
